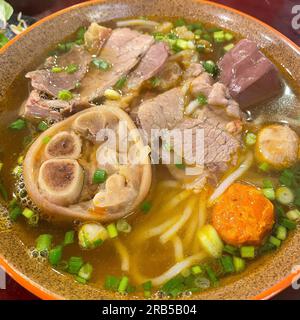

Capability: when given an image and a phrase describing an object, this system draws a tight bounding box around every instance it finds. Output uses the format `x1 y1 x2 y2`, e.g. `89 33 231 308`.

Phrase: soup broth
0 16 300 298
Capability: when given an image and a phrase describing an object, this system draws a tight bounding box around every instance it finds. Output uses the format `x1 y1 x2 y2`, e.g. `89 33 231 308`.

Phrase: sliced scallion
9 119 26 130
118 276 129 293
106 223 118 239
240 246 255 259
78 263 93 281
64 230 75 245
68 256 84 274
36 234 52 252
49 245 63 266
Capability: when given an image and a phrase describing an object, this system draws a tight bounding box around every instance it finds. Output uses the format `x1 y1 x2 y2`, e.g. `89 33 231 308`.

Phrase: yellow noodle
140 215 180 240
150 252 207 286
160 197 196 244
157 180 181 189
198 189 207 229
114 239 130 272
182 196 199 249
172 235 184 262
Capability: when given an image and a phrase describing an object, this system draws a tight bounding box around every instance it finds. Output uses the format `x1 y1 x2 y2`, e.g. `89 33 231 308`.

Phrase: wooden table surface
1 0 300 300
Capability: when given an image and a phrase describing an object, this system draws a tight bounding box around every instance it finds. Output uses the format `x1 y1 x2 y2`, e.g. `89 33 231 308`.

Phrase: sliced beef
218 39 282 108
126 42 169 90
137 87 185 135
155 61 182 91
190 72 213 97
137 88 241 185
22 90 90 122
183 63 204 79
26 46 91 97
84 23 112 55
79 28 154 101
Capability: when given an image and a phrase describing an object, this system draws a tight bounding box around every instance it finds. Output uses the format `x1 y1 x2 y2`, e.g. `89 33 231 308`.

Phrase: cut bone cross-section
45 131 82 159
38 159 84 206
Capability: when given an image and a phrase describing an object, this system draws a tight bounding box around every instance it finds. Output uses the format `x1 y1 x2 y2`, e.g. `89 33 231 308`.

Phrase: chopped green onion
223 43 234 52
9 119 26 130
116 219 132 233
224 32 234 41
175 39 188 50
191 265 202 275
143 280 152 298
114 76 127 90
269 236 281 248
75 276 87 284
275 186 294 205
107 223 118 239
36 234 52 252
240 246 255 259
258 162 270 172
78 263 93 281
187 23 202 31
17 156 24 165
118 276 129 293
9 206 22 221
68 256 84 274
143 280 152 291
92 58 111 71
76 26 87 40
0 34 9 48
65 64 78 74
57 42 73 53
58 90 73 101
105 275 120 291
51 66 63 73
104 89 121 100
202 60 218 77
150 77 160 88
286 209 300 221
37 121 49 132
279 218 297 230
259 241 276 254
233 256 246 273
276 225 287 241
93 169 107 184
64 230 75 245
42 136 51 144
197 94 207 106
279 169 294 187
204 265 218 285
194 29 203 36
245 132 256 146
174 18 186 27
220 255 234 273
262 179 273 189
213 30 225 43
140 201 151 214
153 32 165 41
223 244 239 256
262 188 275 201
0 162 3 172
28 213 39 226
22 208 34 219
49 245 63 266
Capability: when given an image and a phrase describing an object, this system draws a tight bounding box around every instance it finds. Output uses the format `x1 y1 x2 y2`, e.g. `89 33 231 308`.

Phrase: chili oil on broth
0 16 299 298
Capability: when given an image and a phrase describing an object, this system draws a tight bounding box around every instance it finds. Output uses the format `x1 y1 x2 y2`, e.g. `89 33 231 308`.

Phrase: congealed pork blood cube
218 39 282 109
